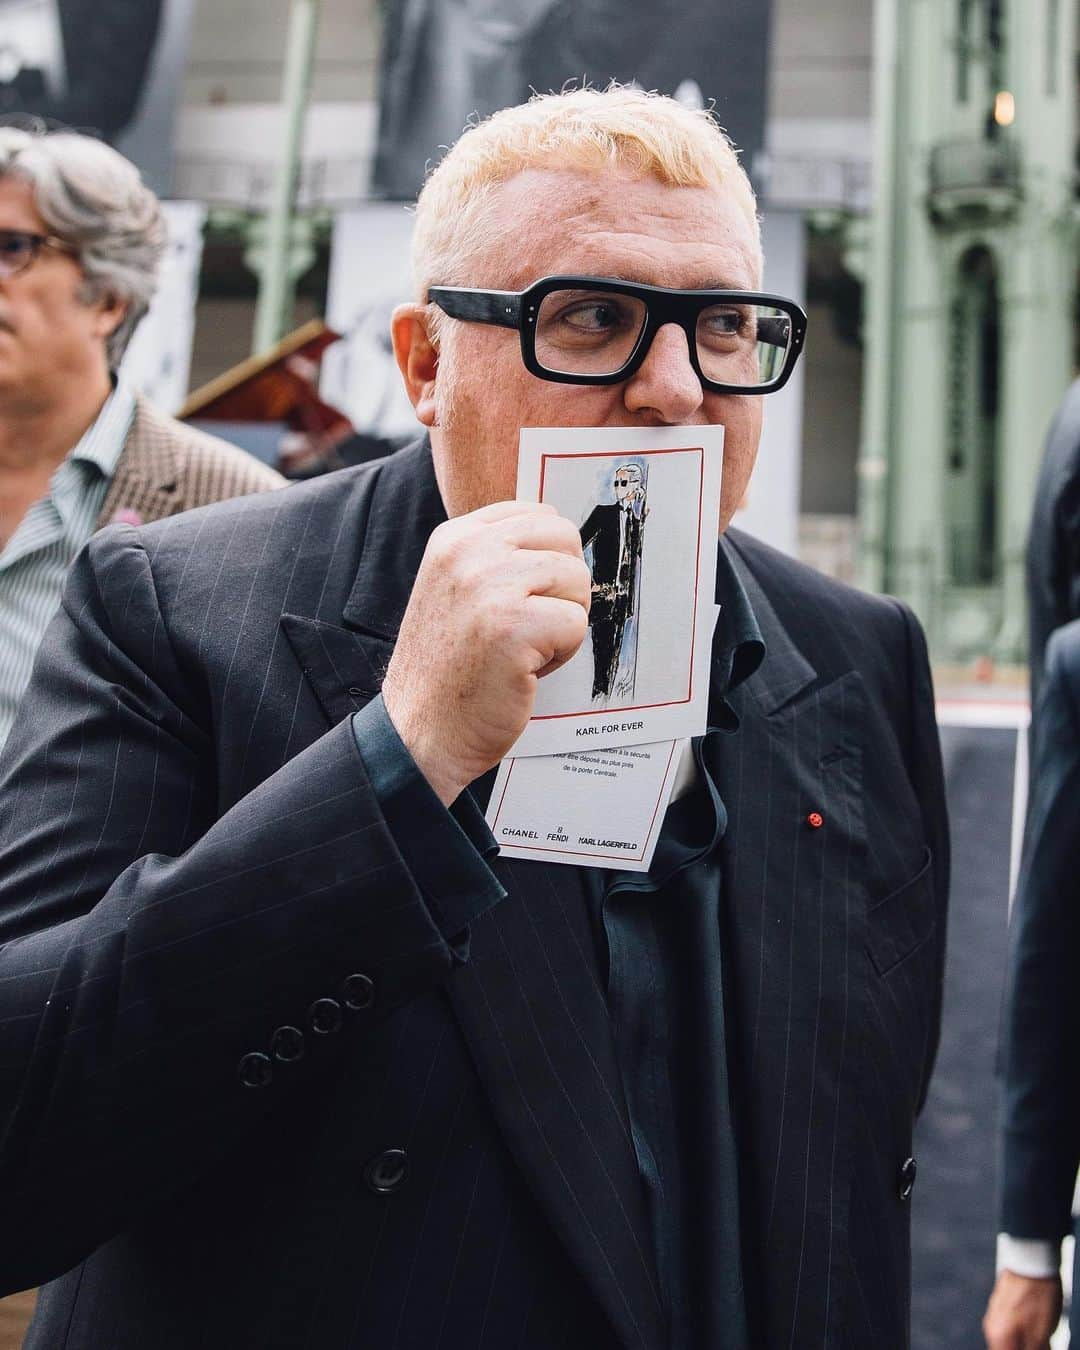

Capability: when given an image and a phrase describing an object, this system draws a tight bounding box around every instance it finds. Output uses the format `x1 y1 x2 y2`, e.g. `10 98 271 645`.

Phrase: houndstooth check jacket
95 396 284 531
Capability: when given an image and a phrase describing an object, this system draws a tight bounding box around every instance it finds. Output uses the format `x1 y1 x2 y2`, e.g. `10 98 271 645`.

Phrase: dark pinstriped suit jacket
0 437 948 1349
1026 379 1080 712
1000 620 1080 1246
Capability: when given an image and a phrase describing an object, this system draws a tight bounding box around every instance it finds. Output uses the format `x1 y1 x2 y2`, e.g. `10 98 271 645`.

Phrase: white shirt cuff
996 1233 1060 1279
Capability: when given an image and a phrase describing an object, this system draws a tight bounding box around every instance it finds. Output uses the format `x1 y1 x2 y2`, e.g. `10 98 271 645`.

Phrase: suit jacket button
898 1156 917 1200
342 973 375 1011
238 1052 273 1088
271 1025 305 1062
308 998 342 1035
365 1148 407 1194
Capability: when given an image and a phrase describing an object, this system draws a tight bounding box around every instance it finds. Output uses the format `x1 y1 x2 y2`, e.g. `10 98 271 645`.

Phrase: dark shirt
579 542 763 1349
351 538 763 1349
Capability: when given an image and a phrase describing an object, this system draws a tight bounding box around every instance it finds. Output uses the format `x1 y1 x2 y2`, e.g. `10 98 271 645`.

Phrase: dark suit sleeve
1000 626 1080 1240
0 529 464 1294
894 599 951 1114
1062 472 1080 632
579 506 601 554
1026 392 1080 708
349 696 505 954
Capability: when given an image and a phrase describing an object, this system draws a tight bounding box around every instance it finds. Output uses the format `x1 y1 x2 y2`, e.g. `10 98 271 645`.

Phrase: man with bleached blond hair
0 87 947 1349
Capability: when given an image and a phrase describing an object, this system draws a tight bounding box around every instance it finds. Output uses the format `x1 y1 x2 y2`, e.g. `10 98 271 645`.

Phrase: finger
982 1297 1018 1350
469 500 556 524
513 551 592 607
521 594 589 675
982 1324 1014 1350
498 512 584 557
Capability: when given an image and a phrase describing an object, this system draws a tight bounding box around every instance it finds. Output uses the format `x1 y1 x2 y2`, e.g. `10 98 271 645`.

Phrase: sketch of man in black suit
579 461 647 700
0 0 164 143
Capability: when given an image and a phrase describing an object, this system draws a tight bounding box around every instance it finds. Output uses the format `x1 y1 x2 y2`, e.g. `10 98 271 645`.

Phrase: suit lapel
96 397 183 529
286 438 665 1348
281 439 443 724
715 544 866 1346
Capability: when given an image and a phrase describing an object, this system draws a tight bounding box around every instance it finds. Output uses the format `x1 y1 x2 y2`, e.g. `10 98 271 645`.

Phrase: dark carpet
910 725 1018 1350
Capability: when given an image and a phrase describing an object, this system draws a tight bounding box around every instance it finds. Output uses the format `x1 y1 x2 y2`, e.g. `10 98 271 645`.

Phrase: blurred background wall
3 0 1075 651
168 0 880 564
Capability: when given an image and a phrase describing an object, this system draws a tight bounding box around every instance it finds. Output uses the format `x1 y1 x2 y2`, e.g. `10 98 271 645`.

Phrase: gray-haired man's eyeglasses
0 229 78 278
427 275 808 395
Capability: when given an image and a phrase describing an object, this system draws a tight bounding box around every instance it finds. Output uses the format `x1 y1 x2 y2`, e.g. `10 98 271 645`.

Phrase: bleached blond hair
412 85 762 314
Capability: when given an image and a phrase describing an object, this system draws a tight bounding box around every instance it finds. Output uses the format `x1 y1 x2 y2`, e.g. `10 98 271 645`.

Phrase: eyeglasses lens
535 290 647 376
695 304 791 388
0 231 38 277
534 287 791 388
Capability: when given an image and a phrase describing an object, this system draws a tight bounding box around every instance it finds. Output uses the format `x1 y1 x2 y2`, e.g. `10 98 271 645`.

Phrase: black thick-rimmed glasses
427 275 808 394
0 229 78 279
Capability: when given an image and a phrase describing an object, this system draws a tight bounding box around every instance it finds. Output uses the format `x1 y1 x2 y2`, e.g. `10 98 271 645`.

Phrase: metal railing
928 142 1020 207
172 153 373 211
756 153 871 213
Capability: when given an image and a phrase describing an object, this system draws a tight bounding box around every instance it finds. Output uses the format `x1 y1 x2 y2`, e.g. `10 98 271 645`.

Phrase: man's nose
622 322 704 423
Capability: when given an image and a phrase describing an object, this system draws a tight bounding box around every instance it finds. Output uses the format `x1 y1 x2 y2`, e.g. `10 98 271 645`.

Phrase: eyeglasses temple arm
427 288 521 330
756 316 792 349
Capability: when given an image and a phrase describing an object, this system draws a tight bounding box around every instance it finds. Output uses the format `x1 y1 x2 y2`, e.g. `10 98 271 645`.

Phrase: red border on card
533 446 705 719
490 741 679 864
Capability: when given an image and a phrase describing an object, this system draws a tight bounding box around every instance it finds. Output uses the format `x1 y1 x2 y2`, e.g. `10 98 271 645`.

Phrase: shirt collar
68 377 136 482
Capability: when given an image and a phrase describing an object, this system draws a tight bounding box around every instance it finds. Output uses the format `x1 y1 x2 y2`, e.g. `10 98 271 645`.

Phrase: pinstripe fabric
0 439 947 1349
999 622 1080 1243
718 536 948 1349
0 381 134 751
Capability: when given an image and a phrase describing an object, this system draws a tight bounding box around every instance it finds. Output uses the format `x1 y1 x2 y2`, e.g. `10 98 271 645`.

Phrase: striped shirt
0 380 136 752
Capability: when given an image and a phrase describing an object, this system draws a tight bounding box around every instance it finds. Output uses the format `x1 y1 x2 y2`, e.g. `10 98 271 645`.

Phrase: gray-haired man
0 125 283 754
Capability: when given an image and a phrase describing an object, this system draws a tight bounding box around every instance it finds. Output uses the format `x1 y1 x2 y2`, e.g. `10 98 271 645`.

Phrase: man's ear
91 291 129 343
391 303 440 428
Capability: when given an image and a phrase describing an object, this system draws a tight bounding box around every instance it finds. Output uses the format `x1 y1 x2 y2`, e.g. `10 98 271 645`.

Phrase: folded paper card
509 424 724 758
486 738 691 872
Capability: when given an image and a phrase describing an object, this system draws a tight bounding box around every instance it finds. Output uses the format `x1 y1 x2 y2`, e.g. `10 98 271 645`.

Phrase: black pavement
911 724 1019 1349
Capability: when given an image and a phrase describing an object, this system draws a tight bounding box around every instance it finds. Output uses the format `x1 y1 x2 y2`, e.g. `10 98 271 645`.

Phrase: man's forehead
0 176 46 229
477 165 759 291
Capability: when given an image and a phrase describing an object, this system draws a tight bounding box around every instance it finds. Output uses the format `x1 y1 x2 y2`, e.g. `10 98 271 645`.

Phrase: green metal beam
856 0 900 594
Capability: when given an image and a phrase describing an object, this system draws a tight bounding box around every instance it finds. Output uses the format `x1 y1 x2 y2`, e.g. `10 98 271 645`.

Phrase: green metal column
859 0 1077 661
890 0 954 633
856 0 900 594
252 0 321 354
